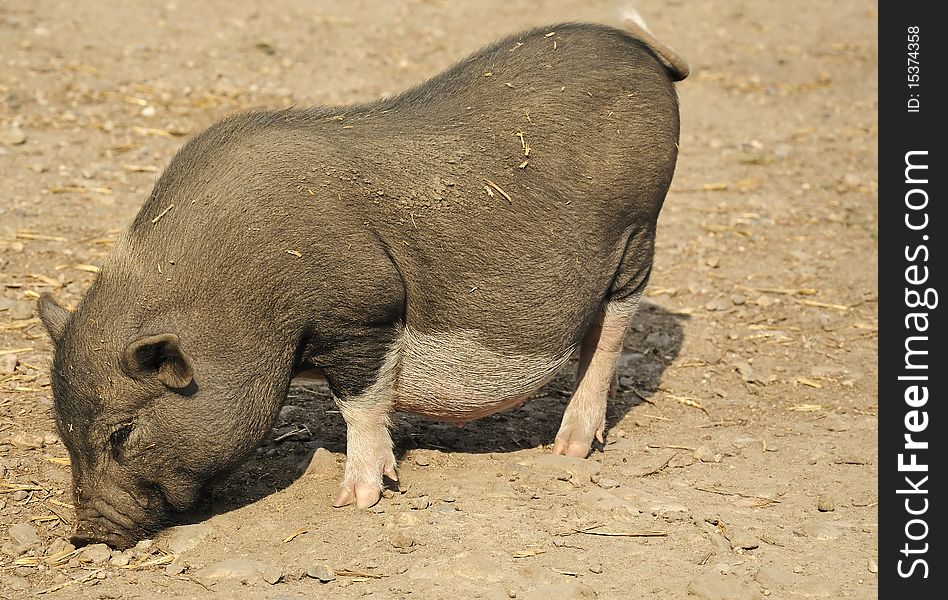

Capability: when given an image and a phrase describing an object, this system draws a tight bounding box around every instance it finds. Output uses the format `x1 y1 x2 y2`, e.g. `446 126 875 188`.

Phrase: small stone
307 564 336 582
0 354 17 375
165 560 186 576
8 523 40 548
687 572 764 600
442 495 456 503
10 433 45 450
80 543 112 564
410 496 431 510
705 297 730 311
597 478 620 489
731 294 747 305
588 562 603 574
164 523 214 554
817 495 835 512
195 558 278 584
302 447 338 478
725 529 760 551
12 491 29 502
390 531 415 549
694 446 723 463
2 541 27 557
109 552 131 567
262 564 283 585
1 125 27 146
141 105 156 117
46 539 74 555
867 558 878 573
414 455 431 466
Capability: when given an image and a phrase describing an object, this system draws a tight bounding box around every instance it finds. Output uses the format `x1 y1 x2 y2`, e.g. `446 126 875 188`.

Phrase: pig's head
36 286 288 549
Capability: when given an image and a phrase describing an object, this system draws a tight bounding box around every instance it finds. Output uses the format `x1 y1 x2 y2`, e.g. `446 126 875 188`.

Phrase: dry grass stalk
512 549 546 558
282 528 308 543
50 186 112 195
15 231 68 242
0 348 32 356
483 179 512 203
335 568 384 579
150 203 175 224
36 569 104 595
694 485 780 504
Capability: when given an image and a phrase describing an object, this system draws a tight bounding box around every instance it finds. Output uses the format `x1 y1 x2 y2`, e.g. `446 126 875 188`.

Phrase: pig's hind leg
552 297 638 457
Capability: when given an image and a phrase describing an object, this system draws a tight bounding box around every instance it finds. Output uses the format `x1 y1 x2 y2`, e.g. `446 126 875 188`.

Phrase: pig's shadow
205 301 686 518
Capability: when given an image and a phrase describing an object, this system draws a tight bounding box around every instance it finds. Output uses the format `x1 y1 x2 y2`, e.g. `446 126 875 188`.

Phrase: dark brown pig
38 19 688 548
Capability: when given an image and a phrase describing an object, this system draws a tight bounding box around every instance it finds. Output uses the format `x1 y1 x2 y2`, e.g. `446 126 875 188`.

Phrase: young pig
38 19 688 548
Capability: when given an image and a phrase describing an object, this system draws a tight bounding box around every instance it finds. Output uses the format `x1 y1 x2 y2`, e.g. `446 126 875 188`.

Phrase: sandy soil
1 0 878 598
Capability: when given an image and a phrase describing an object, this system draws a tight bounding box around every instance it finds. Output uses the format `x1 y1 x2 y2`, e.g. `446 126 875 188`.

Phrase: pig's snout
71 501 140 550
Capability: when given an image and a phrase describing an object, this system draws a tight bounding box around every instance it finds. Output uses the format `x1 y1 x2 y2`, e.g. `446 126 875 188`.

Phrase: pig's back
339 23 681 348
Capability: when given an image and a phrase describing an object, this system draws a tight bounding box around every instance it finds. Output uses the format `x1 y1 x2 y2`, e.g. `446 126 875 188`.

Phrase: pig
37 19 688 548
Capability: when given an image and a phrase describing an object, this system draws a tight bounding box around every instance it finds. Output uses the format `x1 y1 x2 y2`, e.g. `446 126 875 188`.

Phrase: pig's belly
393 327 575 421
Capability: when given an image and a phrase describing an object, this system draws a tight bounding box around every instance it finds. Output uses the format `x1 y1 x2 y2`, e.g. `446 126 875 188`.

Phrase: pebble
414 455 431 467
687 572 764 600
731 294 747 305
46 539 74 555
410 496 431 510
9 523 40 548
694 446 723 463
817 495 835 512
12 490 29 501
307 564 336 582
109 552 131 567
302 447 338 478
80 543 112 564
194 558 281 584
596 478 620 489
725 529 760 551
165 560 186 576
705 297 730 311
0 354 17 375
10 433 46 450
163 523 214 554
390 531 415 549
588 562 604 574
1 125 27 146
867 558 878 573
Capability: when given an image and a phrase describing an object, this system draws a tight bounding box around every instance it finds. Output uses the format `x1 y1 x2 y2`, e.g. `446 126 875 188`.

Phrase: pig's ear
122 333 194 390
37 293 70 344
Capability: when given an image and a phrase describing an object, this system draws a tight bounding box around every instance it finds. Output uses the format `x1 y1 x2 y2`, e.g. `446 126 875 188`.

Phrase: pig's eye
109 424 134 448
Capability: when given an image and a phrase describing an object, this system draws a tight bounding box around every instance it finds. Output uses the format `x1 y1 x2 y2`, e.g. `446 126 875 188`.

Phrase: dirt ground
0 0 878 598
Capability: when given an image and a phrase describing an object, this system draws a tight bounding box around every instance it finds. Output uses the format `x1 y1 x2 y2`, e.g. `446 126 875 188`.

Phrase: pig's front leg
308 323 402 510
333 391 398 509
